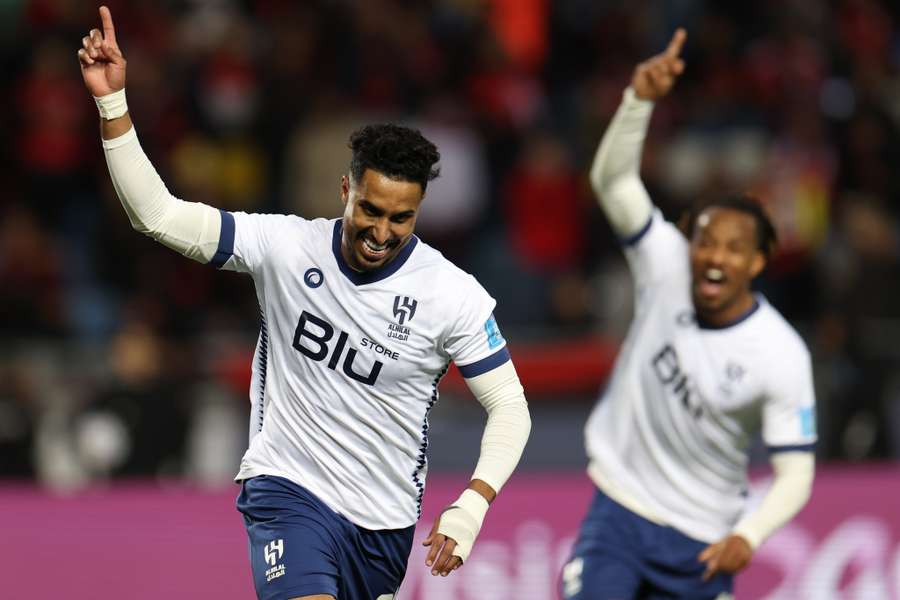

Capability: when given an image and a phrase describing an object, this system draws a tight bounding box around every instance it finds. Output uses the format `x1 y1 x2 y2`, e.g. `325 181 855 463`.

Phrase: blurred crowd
3 0 900 487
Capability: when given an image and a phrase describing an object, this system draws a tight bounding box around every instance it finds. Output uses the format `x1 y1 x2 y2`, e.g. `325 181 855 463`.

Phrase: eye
391 214 411 224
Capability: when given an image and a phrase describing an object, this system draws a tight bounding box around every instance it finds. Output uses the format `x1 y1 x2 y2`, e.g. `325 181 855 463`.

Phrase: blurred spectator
7 0 900 489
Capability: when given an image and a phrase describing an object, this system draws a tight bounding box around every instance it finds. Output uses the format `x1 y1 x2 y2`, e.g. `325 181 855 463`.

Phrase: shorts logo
561 556 583 598
264 539 286 582
484 315 504 349
304 268 324 288
393 296 418 324
264 539 284 566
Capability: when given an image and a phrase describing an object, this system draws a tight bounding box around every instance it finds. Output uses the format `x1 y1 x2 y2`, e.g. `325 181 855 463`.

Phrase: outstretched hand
77 5 126 97
422 512 462 577
631 28 686 101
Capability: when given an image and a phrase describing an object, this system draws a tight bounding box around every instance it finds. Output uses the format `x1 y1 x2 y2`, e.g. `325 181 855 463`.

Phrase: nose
708 245 726 266
371 218 391 244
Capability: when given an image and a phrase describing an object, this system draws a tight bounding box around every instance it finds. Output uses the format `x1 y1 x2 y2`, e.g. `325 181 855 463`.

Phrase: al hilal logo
393 296 418 324
264 539 286 582
389 296 417 342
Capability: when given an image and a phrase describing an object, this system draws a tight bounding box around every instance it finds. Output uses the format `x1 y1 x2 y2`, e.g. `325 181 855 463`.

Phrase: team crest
388 296 418 342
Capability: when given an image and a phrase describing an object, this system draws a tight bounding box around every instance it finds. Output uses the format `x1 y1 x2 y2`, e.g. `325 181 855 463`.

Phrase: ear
340 175 350 205
749 251 766 279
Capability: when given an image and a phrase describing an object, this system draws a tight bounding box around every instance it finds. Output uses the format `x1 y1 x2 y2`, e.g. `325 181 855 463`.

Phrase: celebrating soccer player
561 29 816 600
78 7 531 600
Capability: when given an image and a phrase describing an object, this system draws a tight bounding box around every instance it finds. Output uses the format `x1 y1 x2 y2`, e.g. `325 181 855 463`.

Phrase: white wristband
437 489 490 563
94 89 128 120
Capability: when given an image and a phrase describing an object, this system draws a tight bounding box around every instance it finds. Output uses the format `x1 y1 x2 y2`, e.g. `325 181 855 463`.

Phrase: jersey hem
235 466 419 531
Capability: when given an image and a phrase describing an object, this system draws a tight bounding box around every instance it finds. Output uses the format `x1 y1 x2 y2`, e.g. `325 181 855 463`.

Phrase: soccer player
77 7 531 600
561 29 816 600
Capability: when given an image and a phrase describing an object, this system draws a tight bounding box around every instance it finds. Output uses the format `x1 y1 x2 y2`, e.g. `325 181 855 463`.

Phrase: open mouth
697 267 726 298
359 236 392 262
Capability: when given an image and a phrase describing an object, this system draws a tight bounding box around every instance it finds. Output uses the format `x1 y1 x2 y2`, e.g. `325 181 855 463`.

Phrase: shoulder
412 239 488 292
404 239 495 318
753 299 812 367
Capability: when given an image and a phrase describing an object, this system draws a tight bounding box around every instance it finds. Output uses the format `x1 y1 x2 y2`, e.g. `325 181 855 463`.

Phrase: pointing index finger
665 28 686 59
99 5 116 44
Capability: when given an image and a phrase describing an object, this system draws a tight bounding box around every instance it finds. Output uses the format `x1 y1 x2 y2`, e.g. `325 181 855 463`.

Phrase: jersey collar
331 219 418 285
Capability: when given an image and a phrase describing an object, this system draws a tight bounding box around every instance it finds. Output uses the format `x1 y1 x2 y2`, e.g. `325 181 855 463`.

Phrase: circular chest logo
304 268 324 288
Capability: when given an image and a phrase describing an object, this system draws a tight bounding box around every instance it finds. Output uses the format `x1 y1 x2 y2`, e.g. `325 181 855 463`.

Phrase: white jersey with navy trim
214 212 509 530
585 211 817 543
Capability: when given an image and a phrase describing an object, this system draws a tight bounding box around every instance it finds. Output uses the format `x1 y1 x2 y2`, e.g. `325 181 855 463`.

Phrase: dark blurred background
3 0 900 490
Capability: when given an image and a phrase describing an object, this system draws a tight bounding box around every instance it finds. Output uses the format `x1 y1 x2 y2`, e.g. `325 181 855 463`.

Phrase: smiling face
689 207 766 326
340 168 424 272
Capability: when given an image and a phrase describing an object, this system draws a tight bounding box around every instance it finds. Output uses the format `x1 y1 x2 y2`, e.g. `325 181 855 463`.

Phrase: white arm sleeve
103 127 222 263
464 360 531 493
588 87 656 238
436 360 530 562
732 451 815 549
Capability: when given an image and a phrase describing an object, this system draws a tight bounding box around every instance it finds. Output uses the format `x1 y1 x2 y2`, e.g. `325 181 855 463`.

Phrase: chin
692 295 724 318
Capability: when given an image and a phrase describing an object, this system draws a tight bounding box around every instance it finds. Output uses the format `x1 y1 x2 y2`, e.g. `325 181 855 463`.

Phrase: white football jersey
213 213 510 530
585 211 817 543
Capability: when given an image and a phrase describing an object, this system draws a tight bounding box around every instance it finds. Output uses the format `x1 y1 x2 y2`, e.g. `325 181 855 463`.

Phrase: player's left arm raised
422 360 531 577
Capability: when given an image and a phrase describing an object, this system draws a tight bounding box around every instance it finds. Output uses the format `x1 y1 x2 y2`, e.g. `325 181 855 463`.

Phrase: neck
695 291 757 329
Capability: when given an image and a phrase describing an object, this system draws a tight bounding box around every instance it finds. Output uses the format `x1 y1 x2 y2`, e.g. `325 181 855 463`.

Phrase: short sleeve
214 211 297 274
443 276 510 378
762 345 817 452
622 209 690 292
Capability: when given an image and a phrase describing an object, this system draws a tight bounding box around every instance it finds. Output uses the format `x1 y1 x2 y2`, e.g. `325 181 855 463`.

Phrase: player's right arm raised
78 6 223 264
589 29 686 238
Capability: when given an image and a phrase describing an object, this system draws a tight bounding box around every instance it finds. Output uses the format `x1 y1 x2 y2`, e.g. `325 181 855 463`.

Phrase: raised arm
78 6 222 264
589 29 686 239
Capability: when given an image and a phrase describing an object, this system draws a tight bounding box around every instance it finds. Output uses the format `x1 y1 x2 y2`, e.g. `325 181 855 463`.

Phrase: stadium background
2 0 900 597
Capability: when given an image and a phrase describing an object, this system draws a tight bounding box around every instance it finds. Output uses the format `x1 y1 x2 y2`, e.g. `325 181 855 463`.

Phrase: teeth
706 268 724 282
363 238 387 253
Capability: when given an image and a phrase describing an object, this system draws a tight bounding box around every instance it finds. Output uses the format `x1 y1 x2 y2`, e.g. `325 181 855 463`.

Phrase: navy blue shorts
236 475 414 600
561 488 733 600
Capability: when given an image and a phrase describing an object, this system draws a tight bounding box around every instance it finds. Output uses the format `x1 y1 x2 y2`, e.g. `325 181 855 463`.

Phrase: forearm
435 361 530 563
465 360 531 495
733 452 815 549
588 87 655 237
101 117 221 263
101 111 132 140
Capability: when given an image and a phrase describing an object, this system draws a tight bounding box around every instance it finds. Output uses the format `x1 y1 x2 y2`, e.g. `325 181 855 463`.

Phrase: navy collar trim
696 299 761 330
331 219 418 285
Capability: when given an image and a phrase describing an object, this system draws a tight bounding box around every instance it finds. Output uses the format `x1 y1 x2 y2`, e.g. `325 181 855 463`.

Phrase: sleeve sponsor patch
799 406 816 437
484 314 505 350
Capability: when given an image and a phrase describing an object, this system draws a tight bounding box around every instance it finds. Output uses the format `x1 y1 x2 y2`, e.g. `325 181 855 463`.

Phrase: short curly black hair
684 193 778 259
348 124 441 193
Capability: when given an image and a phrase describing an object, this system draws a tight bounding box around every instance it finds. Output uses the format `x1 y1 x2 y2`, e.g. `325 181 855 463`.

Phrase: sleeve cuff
457 347 512 379
622 87 656 112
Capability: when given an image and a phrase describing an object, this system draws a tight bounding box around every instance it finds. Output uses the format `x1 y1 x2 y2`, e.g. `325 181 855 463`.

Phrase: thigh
640 528 733 600
337 525 414 600
238 476 343 600
561 551 643 599
561 491 645 599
